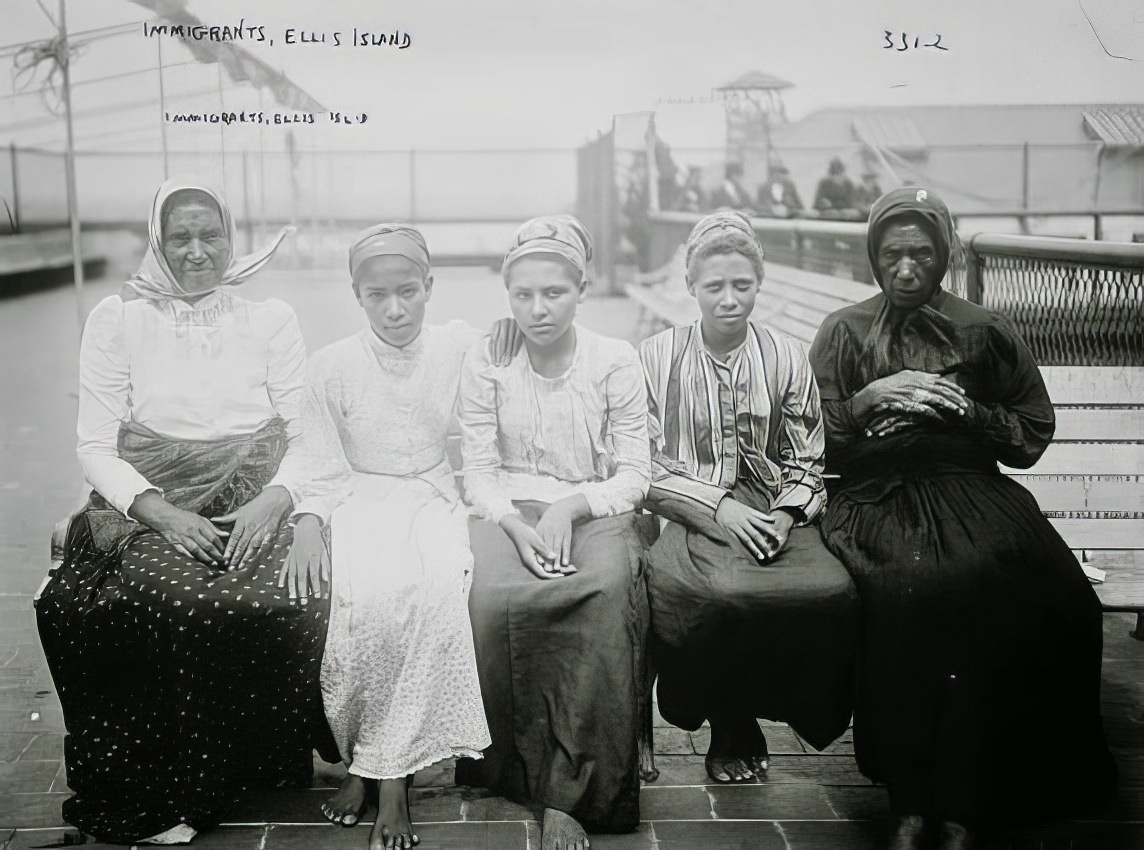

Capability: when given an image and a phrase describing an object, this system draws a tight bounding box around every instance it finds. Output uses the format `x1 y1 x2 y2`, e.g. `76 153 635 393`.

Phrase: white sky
3 0 1144 150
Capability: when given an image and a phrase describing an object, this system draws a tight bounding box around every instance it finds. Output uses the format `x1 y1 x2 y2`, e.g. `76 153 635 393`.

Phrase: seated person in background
675 165 708 212
709 162 755 213
35 180 327 845
756 162 803 218
455 215 651 850
813 157 858 219
292 224 523 850
854 170 883 218
809 187 1116 850
639 211 859 784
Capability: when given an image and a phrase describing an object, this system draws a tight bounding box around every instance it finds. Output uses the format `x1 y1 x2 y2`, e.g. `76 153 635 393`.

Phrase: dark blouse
808 290 1055 481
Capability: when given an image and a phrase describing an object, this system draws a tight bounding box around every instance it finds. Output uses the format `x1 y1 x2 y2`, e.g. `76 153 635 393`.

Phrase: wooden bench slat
766 261 876 305
1003 442 1144 476
1013 475 1144 513
1054 408 1144 442
1041 367 1144 406
1049 518 1144 550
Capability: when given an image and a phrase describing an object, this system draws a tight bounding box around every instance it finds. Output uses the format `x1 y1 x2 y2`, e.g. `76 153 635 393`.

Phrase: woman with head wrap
808 188 1116 849
290 223 513 850
638 210 859 785
35 180 329 844
454 215 652 850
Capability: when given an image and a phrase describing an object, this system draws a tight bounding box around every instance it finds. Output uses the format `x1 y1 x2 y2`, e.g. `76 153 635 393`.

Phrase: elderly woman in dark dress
808 187 1116 849
35 180 329 845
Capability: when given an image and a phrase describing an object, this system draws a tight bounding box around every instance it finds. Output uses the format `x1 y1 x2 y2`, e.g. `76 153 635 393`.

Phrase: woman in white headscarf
35 180 329 845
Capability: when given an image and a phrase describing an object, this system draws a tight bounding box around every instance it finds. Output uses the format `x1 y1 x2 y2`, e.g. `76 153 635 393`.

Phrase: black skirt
820 462 1117 826
455 504 648 833
35 421 330 844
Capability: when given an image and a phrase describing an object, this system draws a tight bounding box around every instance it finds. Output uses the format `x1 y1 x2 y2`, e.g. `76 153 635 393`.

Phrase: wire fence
0 146 578 265
966 234 1144 367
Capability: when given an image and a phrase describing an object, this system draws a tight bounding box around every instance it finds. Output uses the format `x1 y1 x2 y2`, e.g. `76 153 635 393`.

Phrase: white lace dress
297 321 491 779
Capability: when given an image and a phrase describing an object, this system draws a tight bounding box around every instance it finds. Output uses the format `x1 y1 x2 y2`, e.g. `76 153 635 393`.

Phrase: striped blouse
638 320 827 525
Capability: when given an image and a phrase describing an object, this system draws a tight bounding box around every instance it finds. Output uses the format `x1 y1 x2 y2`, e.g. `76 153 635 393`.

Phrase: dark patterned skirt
455 504 649 833
820 466 1117 826
34 422 330 844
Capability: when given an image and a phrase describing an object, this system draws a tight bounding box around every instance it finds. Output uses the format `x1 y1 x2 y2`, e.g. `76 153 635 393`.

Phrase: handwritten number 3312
884 31 948 51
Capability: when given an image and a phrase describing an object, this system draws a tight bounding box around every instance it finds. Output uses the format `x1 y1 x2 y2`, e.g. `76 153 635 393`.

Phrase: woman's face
505 256 585 348
353 255 432 348
161 203 231 294
687 251 760 337
876 221 941 310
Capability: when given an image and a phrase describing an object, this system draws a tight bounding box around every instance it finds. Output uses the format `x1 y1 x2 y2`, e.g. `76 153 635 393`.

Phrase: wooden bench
1004 367 1144 638
625 262 1144 638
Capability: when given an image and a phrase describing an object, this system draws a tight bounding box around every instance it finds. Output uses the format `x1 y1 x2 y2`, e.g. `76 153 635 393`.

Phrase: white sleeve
76 297 157 516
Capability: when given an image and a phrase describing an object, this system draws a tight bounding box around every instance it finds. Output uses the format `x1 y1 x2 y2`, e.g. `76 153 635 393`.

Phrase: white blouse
76 290 308 515
458 324 651 523
293 321 482 523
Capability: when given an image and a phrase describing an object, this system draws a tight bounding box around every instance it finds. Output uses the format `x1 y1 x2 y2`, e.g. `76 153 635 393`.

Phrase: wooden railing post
965 235 983 305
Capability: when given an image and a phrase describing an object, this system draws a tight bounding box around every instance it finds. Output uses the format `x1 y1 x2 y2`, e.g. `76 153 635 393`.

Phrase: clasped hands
715 497 794 563
857 369 971 438
500 494 591 580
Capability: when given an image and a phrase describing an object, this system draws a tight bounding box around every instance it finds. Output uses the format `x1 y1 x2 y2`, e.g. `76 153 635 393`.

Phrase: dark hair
725 162 744 179
160 189 222 231
828 157 845 176
686 228 764 283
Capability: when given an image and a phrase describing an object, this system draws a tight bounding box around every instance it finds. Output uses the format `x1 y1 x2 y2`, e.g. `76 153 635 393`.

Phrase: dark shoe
887 815 928 850
936 821 977 850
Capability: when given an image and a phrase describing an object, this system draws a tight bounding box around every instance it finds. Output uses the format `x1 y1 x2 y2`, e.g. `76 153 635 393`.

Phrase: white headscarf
123 179 293 302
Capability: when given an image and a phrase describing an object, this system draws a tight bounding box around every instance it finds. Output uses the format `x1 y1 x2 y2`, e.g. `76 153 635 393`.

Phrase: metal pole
241 149 253 253
409 149 416 220
9 143 20 231
646 114 659 213
157 36 169 179
59 0 85 331
1019 142 1030 236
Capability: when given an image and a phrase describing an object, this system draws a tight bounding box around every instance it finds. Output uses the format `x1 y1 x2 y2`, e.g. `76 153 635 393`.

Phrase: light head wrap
348 223 431 283
502 214 593 285
124 179 293 302
684 209 764 282
866 186 955 287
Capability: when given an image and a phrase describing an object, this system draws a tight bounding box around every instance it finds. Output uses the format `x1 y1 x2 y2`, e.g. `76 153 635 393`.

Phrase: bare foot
638 728 660 783
888 814 928 850
704 716 756 783
542 807 589 850
370 776 418 850
321 773 368 827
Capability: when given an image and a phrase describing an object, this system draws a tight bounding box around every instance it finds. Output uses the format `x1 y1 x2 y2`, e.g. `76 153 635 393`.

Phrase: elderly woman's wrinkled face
876 221 940 310
505 255 585 349
162 203 231 293
353 255 432 348
687 251 760 337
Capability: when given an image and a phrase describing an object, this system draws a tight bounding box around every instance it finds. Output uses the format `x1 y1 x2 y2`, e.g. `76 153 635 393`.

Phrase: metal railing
966 233 1144 367
644 211 1143 366
648 210 873 283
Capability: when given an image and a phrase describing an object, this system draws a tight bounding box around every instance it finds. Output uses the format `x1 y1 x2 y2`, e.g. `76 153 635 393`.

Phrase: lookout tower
714 70 793 184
